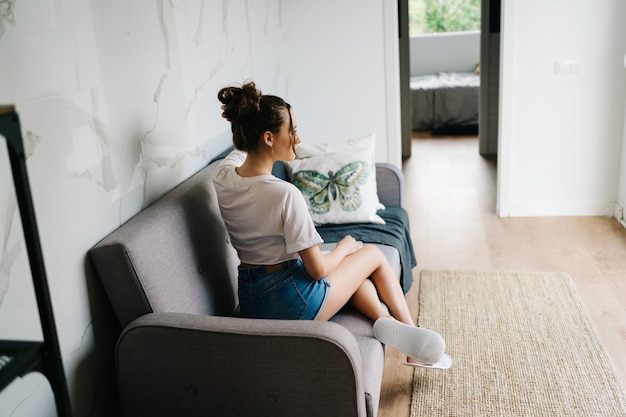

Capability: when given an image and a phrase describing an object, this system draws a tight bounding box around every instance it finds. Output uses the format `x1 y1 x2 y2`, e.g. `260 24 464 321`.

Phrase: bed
410 71 480 135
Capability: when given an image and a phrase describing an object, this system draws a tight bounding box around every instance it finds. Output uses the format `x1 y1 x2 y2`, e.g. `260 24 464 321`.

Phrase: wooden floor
377 132 626 417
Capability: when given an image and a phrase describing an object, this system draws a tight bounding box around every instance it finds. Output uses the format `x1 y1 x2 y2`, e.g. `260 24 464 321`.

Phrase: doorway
479 0 500 156
398 0 500 157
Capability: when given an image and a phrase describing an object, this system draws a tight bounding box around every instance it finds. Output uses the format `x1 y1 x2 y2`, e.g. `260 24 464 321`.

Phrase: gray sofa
89 156 407 417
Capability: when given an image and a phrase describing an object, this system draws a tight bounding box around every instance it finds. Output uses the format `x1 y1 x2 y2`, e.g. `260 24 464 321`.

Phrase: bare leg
316 244 412 325
364 248 415 326
316 245 450 368
347 279 389 322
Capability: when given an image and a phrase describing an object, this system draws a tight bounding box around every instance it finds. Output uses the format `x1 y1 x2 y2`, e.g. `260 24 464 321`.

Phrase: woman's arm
299 236 363 280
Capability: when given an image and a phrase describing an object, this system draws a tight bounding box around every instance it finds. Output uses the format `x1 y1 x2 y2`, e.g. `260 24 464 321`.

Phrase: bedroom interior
405 0 497 151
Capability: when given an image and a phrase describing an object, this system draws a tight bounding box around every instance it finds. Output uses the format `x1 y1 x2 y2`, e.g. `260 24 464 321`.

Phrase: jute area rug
411 270 626 417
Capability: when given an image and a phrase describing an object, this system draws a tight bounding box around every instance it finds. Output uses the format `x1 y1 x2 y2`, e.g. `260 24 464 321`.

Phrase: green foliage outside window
409 0 481 35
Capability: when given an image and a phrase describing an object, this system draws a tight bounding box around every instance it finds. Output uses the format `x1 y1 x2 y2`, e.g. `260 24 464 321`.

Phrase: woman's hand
299 236 363 280
336 235 364 256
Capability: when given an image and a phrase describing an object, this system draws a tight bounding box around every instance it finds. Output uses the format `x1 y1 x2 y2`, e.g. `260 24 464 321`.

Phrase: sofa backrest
90 161 240 329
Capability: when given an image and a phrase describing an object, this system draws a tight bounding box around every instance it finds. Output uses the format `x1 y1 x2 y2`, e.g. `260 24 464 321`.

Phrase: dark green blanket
316 206 417 293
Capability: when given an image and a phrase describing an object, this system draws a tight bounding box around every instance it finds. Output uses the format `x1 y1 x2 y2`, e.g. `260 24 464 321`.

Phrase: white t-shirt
213 150 323 265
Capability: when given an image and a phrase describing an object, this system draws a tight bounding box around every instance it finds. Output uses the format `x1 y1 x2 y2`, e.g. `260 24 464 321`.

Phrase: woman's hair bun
218 80 290 152
217 81 262 123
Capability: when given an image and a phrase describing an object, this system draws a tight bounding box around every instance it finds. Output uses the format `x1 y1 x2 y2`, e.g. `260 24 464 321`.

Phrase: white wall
409 31 480 76
0 1 399 415
498 0 626 217
617 73 626 226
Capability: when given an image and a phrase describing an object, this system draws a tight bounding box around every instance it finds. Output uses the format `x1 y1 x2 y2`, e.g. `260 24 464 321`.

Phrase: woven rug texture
411 270 626 417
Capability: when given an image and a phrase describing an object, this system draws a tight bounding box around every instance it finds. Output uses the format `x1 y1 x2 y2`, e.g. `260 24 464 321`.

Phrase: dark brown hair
217 81 293 152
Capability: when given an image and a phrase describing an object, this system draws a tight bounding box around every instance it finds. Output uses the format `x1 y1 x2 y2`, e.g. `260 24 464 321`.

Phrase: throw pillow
286 133 385 226
295 132 377 159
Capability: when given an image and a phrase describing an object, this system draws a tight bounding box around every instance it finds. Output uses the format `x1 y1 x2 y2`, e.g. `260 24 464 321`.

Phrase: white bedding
410 72 480 133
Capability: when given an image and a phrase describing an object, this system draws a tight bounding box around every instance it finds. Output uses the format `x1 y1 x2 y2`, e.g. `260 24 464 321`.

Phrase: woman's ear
263 131 273 147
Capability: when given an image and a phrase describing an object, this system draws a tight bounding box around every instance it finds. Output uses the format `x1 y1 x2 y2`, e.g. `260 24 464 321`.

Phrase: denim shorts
238 259 331 320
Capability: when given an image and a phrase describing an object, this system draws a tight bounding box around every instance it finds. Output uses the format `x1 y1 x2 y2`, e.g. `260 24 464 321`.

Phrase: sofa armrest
116 312 368 417
376 163 404 208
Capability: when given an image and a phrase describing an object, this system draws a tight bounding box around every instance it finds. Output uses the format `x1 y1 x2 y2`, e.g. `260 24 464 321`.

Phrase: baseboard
614 203 626 228
507 201 614 217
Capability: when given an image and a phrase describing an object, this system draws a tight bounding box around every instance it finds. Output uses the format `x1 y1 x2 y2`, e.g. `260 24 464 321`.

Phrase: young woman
213 81 451 369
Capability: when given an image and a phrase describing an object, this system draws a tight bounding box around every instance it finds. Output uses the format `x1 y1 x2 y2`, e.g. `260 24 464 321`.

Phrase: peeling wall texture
0 1 396 415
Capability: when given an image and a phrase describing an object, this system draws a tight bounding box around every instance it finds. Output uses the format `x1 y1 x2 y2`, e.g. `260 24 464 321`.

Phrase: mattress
410 72 480 134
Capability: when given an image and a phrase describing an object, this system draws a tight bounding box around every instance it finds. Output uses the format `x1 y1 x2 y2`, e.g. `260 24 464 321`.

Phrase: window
408 0 481 35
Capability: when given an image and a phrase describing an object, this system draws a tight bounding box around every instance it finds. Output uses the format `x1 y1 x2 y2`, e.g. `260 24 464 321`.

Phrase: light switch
554 60 581 75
